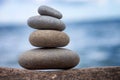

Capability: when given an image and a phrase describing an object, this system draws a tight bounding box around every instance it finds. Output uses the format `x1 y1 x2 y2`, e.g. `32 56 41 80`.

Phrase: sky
0 0 120 23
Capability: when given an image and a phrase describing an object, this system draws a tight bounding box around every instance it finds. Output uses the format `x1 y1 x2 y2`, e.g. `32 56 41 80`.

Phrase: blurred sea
0 18 120 68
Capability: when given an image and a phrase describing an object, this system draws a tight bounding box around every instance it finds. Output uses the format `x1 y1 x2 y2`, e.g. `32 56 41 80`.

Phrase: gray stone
29 30 70 47
18 48 80 70
38 5 62 19
27 16 65 31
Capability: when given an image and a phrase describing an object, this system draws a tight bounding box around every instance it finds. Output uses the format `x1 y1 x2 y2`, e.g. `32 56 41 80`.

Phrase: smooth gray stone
27 16 65 31
18 48 80 70
38 5 62 19
29 30 70 47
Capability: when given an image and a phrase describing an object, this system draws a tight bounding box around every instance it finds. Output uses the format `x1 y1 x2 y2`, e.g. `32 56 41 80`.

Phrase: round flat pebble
27 16 65 31
38 5 62 19
18 48 80 70
29 30 69 47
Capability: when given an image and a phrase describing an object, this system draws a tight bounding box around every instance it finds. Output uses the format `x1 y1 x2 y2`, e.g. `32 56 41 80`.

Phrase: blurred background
0 0 120 68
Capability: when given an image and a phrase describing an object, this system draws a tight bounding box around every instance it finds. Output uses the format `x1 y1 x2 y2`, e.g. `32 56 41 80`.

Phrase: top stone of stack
38 5 62 19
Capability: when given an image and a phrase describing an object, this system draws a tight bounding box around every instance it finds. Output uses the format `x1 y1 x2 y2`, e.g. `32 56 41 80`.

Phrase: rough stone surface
27 16 65 31
29 30 70 47
18 48 80 70
0 66 120 80
38 5 62 19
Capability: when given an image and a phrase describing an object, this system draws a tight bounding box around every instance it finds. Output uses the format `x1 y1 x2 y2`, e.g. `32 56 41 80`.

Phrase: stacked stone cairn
18 5 80 70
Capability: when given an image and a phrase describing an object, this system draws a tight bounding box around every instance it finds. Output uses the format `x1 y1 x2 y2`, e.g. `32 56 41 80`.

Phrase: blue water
0 19 120 68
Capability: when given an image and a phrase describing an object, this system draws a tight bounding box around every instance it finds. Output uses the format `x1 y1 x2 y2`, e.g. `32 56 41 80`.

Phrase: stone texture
27 16 65 31
29 30 70 47
38 5 62 19
0 66 120 80
18 48 80 70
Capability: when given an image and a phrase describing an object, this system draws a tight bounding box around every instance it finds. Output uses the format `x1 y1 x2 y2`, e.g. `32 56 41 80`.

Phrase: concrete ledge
0 66 120 80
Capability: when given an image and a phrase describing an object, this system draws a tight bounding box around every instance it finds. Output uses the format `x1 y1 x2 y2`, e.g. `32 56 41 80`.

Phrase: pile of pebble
18 5 80 70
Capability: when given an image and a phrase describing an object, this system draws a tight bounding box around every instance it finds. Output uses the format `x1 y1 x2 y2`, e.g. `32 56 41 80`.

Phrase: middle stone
29 30 70 47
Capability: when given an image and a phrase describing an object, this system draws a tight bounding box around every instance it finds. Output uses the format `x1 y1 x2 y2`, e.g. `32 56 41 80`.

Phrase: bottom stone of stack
18 48 80 70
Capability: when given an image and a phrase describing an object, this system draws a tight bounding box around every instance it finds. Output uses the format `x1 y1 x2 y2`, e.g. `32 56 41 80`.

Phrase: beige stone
29 30 70 47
